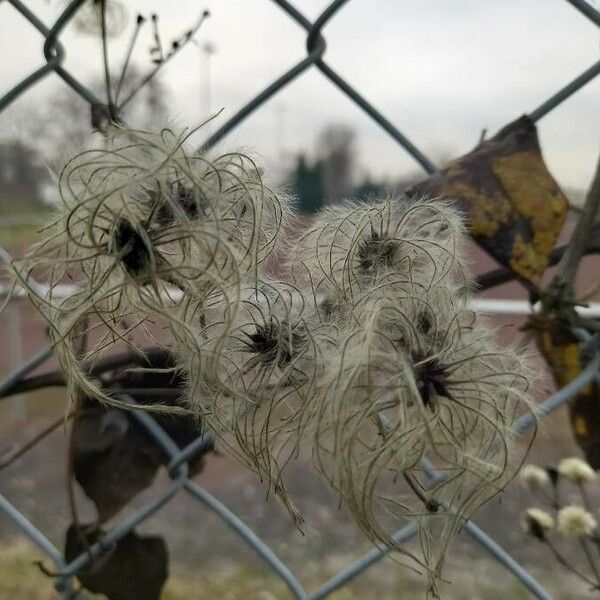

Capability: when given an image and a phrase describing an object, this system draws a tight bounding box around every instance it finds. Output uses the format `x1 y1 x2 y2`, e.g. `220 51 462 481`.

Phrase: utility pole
193 39 216 135
274 102 286 159
202 41 216 118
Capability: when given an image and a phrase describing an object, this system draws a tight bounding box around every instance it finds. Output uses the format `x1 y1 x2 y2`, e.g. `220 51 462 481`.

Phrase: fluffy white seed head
11 126 292 410
558 457 597 484
287 197 472 320
557 505 597 538
520 465 551 490
180 277 337 522
521 508 555 539
308 285 535 581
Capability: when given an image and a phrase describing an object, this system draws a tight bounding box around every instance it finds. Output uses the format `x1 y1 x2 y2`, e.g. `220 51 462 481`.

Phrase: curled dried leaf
410 116 568 285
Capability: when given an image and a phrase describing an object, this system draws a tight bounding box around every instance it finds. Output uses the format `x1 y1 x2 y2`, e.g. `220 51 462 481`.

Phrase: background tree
317 123 356 204
290 154 324 214
0 140 49 212
0 68 170 213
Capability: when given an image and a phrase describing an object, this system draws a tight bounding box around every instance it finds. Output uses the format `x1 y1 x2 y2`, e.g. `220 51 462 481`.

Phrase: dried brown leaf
410 116 568 284
65 524 168 600
71 350 212 521
530 315 600 467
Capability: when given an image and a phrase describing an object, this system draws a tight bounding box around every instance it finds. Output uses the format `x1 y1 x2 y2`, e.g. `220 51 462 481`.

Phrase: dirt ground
1 368 598 599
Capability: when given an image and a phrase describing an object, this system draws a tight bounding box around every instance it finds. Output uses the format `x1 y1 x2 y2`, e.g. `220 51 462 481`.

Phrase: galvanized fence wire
1 0 600 597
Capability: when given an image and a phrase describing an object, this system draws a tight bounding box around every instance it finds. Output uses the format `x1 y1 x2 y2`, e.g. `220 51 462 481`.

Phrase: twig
118 9 210 110
150 13 164 64
403 472 439 512
100 0 116 121
375 413 438 512
581 537 600 589
580 277 600 303
550 152 600 302
573 315 600 334
114 14 146 104
578 483 600 563
544 537 597 586
475 222 600 291
0 408 77 470
0 346 168 400
530 485 557 508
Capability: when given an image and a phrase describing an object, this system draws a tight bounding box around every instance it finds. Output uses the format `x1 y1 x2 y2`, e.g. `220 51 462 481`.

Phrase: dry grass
1 537 595 600
0 223 41 246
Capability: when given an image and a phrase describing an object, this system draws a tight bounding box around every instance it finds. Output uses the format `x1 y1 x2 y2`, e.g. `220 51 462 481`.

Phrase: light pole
192 39 216 134
274 102 286 159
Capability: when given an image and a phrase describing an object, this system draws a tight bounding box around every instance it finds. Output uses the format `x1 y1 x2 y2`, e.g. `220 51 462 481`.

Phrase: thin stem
115 14 146 104
580 537 600 588
531 485 557 509
0 346 169 400
578 483 600 562
573 315 600 333
580 276 600 302
578 482 593 512
100 0 115 118
403 472 438 512
545 537 597 586
552 152 600 298
150 13 164 63
552 480 561 512
0 408 77 470
475 221 600 291
375 413 438 512
118 9 210 110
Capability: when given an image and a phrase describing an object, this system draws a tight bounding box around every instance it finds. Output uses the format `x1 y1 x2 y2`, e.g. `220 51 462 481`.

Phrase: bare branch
0 408 77 470
100 0 116 121
552 153 600 298
0 346 169 400
476 221 600 291
114 14 146 104
118 9 209 111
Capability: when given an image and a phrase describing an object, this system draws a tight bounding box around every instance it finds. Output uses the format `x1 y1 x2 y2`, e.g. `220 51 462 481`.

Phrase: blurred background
1 1 599 598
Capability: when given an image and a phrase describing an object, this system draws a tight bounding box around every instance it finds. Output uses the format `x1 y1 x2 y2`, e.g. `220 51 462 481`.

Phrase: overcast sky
1 0 599 192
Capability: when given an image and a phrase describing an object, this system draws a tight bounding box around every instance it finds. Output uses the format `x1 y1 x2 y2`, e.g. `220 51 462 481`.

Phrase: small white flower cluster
521 508 555 539
520 457 598 492
557 505 597 538
15 127 536 586
519 465 550 490
558 457 597 484
520 457 599 542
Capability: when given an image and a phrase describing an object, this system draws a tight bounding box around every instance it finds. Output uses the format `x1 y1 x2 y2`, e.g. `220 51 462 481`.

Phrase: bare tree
13 68 170 177
0 139 49 210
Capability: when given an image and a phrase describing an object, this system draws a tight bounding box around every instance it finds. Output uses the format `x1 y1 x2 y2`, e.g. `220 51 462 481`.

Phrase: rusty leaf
65 524 168 600
529 315 600 468
410 116 568 285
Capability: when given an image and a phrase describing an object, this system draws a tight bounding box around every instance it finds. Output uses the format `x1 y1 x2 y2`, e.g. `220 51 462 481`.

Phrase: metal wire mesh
1 0 599 597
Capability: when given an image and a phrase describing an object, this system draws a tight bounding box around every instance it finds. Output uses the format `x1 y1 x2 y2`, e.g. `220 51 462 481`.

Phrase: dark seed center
156 182 202 225
414 358 450 409
357 231 397 273
112 219 152 276
243 320 305 367
416 311 432 334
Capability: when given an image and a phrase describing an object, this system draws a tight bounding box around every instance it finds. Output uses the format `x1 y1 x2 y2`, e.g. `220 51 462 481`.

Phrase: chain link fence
1 0 599 598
